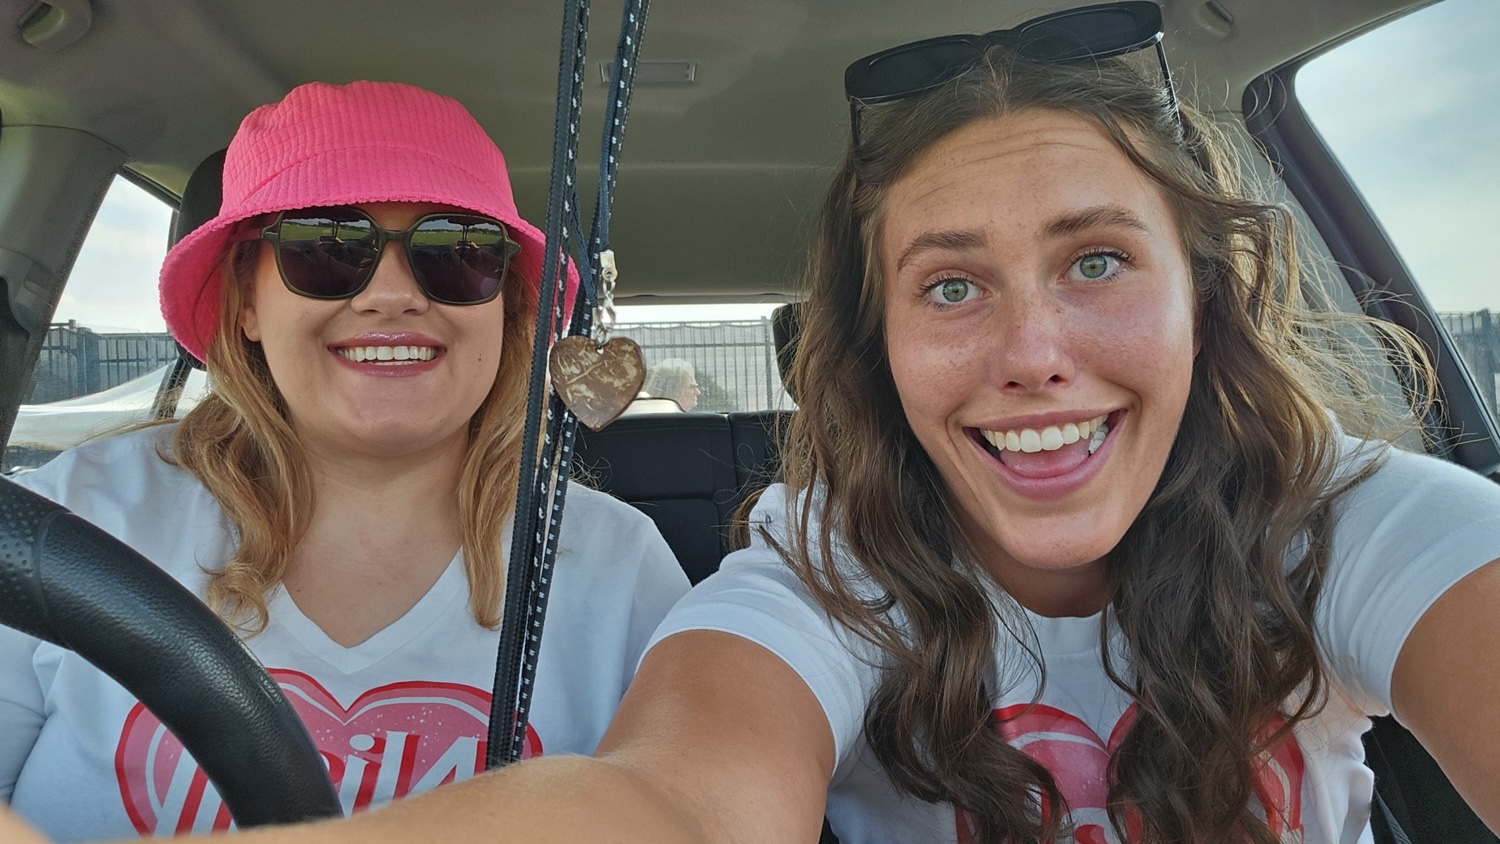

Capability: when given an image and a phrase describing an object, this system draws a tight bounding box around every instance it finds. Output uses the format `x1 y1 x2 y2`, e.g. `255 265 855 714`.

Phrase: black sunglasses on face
844 1 1178 148
240 205 522 305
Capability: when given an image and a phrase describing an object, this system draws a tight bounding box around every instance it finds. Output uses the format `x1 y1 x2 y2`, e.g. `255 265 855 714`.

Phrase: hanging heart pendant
547 335 647 430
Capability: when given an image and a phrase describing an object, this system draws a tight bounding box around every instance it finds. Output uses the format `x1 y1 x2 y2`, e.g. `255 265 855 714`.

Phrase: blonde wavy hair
169 240 537 633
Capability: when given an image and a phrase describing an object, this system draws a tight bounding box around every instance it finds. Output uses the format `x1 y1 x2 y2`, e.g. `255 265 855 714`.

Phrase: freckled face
239 201 507 460
879 110 1196 614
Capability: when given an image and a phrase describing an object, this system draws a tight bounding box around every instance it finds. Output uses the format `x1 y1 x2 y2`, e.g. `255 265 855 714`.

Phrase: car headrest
171 149 227 247
771 303 800 404
166 149 227 369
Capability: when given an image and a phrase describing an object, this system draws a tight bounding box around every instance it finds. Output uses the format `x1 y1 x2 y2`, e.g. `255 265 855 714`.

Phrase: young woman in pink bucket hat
0 80 688 840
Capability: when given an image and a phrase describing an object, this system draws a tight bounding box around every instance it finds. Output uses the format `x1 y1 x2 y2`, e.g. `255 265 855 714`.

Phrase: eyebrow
1044 204 1152 239
893 205 1154 273
895 229 988 273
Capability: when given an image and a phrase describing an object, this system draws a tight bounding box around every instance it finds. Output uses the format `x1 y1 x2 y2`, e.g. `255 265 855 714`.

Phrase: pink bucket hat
160 80 577 361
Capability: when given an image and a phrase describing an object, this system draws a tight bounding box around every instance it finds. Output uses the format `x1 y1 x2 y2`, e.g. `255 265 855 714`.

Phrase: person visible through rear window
643 358 701 411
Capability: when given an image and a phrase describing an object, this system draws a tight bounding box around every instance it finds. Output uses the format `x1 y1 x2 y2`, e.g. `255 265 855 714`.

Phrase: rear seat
571 408 791 584
572 413 738 584
572 306 798 584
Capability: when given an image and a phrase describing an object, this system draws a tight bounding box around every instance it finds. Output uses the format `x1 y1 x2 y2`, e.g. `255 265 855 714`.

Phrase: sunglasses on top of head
843 1 1178 148
238 205 522 305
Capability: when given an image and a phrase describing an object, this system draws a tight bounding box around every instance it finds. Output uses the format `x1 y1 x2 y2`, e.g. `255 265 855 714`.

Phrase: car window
3 175 180 474
613 303 795 412
1297 0 1500 424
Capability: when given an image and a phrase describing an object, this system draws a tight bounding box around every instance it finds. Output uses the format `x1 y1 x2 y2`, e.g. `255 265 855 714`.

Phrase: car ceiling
0 0 1428 303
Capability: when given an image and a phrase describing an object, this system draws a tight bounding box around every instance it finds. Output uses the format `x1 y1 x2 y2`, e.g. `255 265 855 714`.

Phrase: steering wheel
0 478 342 828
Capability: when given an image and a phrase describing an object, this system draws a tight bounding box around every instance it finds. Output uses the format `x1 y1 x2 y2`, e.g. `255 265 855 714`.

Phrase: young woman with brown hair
621 26 1500 841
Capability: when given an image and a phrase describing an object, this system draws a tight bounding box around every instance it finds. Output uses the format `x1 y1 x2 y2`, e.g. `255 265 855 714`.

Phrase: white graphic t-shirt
648 439 1500 843
0 425 690 841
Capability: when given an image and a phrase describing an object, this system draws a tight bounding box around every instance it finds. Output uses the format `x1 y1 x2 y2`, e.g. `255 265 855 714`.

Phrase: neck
995 567 1111 618
279 433 473 647
298 431 469 557
954 514 1111 618
975 547 1111 618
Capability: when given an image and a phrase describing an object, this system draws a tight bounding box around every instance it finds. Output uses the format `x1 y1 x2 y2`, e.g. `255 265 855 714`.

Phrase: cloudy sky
53 0 1498 332
1297 0 1497 314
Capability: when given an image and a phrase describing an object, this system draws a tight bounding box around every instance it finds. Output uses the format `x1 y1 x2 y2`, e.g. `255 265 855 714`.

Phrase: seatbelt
486 0 651 767
1372 790 1414 844
150 342 199 420
1363 713 1499 844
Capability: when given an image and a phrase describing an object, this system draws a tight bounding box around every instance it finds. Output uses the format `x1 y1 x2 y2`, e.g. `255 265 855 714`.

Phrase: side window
4 174 180 474
1297 0 1499 422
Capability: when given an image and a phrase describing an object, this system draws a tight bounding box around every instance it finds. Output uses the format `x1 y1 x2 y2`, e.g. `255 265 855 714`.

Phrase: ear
240 299 261 342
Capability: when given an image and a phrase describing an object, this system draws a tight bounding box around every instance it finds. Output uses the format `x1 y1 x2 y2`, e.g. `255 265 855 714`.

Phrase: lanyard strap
486 0 651 768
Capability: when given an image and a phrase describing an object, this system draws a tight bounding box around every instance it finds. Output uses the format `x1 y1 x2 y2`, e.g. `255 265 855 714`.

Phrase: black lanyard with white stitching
486 0 650 768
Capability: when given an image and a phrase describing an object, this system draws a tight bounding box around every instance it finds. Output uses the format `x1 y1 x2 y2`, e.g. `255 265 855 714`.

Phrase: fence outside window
22 314 1500 420
1440 311 1500 417
26 322 181 405
22 319 795 413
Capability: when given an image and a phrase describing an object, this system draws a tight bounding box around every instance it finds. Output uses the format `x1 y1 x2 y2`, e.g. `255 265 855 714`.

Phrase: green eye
939 278 970 303
1078 255 1110 279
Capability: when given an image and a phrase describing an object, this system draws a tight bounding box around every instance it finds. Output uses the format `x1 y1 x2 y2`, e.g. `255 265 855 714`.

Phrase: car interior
2 0 1497 841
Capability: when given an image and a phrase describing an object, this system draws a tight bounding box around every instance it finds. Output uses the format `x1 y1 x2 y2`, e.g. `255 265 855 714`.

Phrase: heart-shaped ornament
547 335 647 430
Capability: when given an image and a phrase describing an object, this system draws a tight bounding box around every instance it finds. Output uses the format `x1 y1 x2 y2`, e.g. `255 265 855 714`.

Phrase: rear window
614 303 794 413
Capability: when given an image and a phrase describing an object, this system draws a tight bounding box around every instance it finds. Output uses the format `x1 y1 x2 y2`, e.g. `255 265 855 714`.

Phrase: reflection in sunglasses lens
410 215 508 303
272 209 510 303
278 213 379 297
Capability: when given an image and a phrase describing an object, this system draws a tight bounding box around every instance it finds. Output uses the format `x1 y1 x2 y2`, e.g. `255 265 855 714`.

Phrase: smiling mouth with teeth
978 414 1111 458
335 345 439 363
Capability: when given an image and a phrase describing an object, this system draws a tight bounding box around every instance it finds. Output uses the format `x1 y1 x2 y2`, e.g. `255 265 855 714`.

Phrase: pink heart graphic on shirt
956 704 1303 843
115 668 541 836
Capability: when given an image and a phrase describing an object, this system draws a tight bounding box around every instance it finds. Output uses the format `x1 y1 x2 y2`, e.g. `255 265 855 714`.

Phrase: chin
342 421 465 456
991 533 1100 568
981 513 1131 575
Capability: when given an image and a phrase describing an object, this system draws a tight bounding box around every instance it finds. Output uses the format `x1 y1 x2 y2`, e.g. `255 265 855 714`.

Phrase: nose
993 288 1074 392
349 241 429 316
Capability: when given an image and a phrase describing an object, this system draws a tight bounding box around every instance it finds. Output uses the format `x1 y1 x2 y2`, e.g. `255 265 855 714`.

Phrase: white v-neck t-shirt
0 425 689 841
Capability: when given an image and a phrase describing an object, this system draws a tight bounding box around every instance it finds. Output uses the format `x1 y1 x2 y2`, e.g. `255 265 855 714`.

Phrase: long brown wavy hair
168 238 538 634
776 48 1431 842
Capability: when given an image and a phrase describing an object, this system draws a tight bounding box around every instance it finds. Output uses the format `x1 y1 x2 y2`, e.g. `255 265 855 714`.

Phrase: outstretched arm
228 630 835 844
1 806 47 844
1391 557 1500 832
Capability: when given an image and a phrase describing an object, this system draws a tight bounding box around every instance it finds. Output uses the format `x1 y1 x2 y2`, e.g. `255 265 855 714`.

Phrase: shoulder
740 482 807 548
5 423 228 586
9 424 189 507
1332 435 1500 527
648 482 882 761
561 482 666 542
658 483 850 650
1326 435 1500 569
556 483 689 591
1316 437 1500 709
